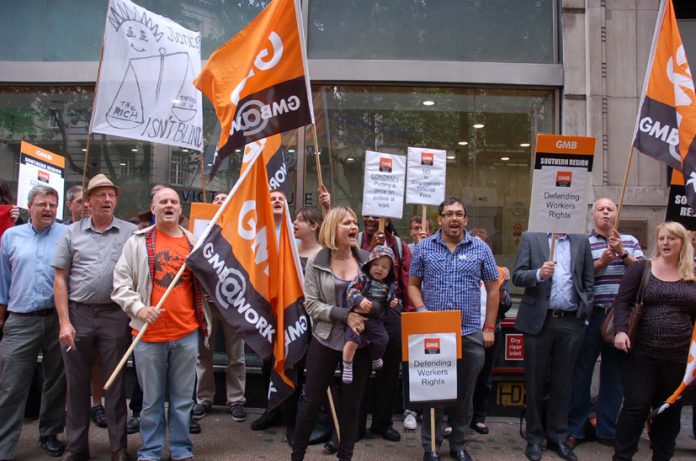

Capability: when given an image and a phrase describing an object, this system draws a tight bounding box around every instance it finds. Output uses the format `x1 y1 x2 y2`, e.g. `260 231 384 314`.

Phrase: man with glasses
53 174 137 461
409 197 500 461
0 185 67 459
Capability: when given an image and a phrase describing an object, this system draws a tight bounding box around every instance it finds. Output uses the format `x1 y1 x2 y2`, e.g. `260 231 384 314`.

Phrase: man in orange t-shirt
112 187 209 461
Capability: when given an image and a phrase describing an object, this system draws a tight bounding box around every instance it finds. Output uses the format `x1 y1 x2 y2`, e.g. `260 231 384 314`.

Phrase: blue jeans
134 330 198 461
568 309 623 440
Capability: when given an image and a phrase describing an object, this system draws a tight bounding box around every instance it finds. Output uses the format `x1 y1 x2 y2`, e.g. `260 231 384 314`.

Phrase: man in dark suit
512 232 594 461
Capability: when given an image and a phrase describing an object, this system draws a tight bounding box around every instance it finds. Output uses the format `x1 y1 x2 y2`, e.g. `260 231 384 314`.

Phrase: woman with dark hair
291 206 370 461
612 221 696 461
294 207 323 271
468 228 511 435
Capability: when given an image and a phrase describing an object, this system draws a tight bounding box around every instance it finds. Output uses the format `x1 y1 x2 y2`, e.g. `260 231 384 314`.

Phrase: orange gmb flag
633 0 696 176
268 201 309 410
239 134 290 195
186 147 279 360
194 0 313 178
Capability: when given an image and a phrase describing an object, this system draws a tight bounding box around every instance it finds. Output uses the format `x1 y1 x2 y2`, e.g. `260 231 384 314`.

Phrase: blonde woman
291 207 370 461
612 221 696 461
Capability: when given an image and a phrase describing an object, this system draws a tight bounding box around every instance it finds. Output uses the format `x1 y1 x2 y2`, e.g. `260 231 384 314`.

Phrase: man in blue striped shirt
0 185 67 459
567 197 643 448
409 197 499 461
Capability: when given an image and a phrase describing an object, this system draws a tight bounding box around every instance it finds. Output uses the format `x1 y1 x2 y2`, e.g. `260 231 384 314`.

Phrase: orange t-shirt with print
133 229 198 342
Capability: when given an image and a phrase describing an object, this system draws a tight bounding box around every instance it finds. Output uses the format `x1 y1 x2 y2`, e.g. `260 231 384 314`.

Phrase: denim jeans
134 330 198 461
568 309 623 440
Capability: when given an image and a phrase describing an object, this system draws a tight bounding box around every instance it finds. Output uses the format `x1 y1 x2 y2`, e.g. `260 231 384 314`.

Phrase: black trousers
523 313 584 445
292 336 370 461
613 353 684 461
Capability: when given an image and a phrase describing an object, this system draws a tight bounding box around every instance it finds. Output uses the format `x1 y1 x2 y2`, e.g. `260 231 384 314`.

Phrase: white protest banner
90 0 203 150
407 333 457 402
527 134 596 234
406 147 446 206
401 310 461 407
17 141 65 220
362 150 406 219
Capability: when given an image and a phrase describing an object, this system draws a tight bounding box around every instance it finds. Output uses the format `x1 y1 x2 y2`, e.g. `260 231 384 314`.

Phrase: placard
401 310 462 407
665 169 696 230
17 141 65 220
527 134 596 234
406 147 446 206
505 333 524 361
188 202 220 239
362 150 406 219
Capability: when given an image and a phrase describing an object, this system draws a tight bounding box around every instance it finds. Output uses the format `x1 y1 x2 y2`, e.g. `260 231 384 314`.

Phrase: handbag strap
635 260 652 306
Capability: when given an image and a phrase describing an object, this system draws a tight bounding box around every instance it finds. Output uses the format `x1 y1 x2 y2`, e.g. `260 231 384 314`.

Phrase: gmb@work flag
193 0 314 178
90 0 203 150
240 134 291 196
187 143 308 408
633 0 696 206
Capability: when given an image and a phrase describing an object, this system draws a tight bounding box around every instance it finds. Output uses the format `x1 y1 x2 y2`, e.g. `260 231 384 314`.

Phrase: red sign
424 338 441 354
505 334 524 361
379 157 393 172
555 171 572 187
421 152 434 166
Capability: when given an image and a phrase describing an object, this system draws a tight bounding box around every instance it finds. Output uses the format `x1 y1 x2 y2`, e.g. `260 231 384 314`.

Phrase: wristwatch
620 251 629 259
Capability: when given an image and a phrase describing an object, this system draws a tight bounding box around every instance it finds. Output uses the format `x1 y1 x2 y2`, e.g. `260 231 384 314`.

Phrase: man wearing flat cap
52 174 137 461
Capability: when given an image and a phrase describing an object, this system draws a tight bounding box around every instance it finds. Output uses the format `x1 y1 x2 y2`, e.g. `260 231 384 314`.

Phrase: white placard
407 332 458 402
90 0 203 150
17 142 65 221
406 147 446 205
527 166 591 234
362 150 406 219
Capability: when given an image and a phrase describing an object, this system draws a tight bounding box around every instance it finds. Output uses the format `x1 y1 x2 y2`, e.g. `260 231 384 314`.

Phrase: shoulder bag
600 260 651 345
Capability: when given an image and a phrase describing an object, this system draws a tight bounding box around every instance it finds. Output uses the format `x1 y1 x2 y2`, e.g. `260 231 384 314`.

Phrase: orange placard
535 134 596 156
401 310 462 361
20 141 65 169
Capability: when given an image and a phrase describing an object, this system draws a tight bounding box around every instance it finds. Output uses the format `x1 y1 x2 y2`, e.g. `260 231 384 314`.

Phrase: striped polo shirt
588 229 644 307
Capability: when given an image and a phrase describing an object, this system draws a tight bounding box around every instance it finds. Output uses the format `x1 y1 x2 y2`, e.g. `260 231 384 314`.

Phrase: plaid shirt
410 229 499 335
588 230 644 307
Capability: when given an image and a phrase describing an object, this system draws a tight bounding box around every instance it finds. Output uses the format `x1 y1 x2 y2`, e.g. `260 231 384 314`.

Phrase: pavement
13 406 696 460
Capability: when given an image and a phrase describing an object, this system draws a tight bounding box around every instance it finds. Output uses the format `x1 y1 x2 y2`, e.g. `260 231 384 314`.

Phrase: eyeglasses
32 202 57 210
441 211 466 219
94 192 117 200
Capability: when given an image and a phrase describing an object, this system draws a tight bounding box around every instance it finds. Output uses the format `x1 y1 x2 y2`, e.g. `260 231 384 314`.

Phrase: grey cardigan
303 246 370 340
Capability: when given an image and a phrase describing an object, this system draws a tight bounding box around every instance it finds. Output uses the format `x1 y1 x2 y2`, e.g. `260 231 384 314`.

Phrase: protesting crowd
0 172 695 461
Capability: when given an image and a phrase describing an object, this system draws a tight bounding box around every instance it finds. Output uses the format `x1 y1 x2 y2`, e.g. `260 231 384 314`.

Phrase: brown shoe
111 449 131 461
565 436 579 450
59 451 89 461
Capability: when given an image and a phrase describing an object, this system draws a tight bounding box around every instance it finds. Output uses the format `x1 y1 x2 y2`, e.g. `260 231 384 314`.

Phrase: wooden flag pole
327 387 341 443
548 233 557 262
199 151 208 203
104 262 188 391
81 133 93 191
421 205 427 235
378 217 385 234
312 124 325 190
615 146 636 225
430 407 436 454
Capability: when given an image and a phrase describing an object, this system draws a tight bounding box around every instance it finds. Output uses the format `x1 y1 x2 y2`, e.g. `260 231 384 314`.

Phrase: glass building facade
0 1 560 271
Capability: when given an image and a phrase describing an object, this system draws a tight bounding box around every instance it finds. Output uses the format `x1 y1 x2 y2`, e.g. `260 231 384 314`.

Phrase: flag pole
199 150 208 203
615 146 636 225
312 124 324 186
81 133 93 191
104 261 188 390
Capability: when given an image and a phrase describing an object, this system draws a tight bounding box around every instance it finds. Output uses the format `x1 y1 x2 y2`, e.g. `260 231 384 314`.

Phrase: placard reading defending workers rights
406 147 446 206
408 333 458 402
362 150 406 219
17 141 65 220
527 134 595 234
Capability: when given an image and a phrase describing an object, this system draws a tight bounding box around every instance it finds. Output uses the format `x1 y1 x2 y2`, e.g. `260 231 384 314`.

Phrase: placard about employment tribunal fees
406 147 446 206
17 141 65 220
362 150 406 219
527 134 595 233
